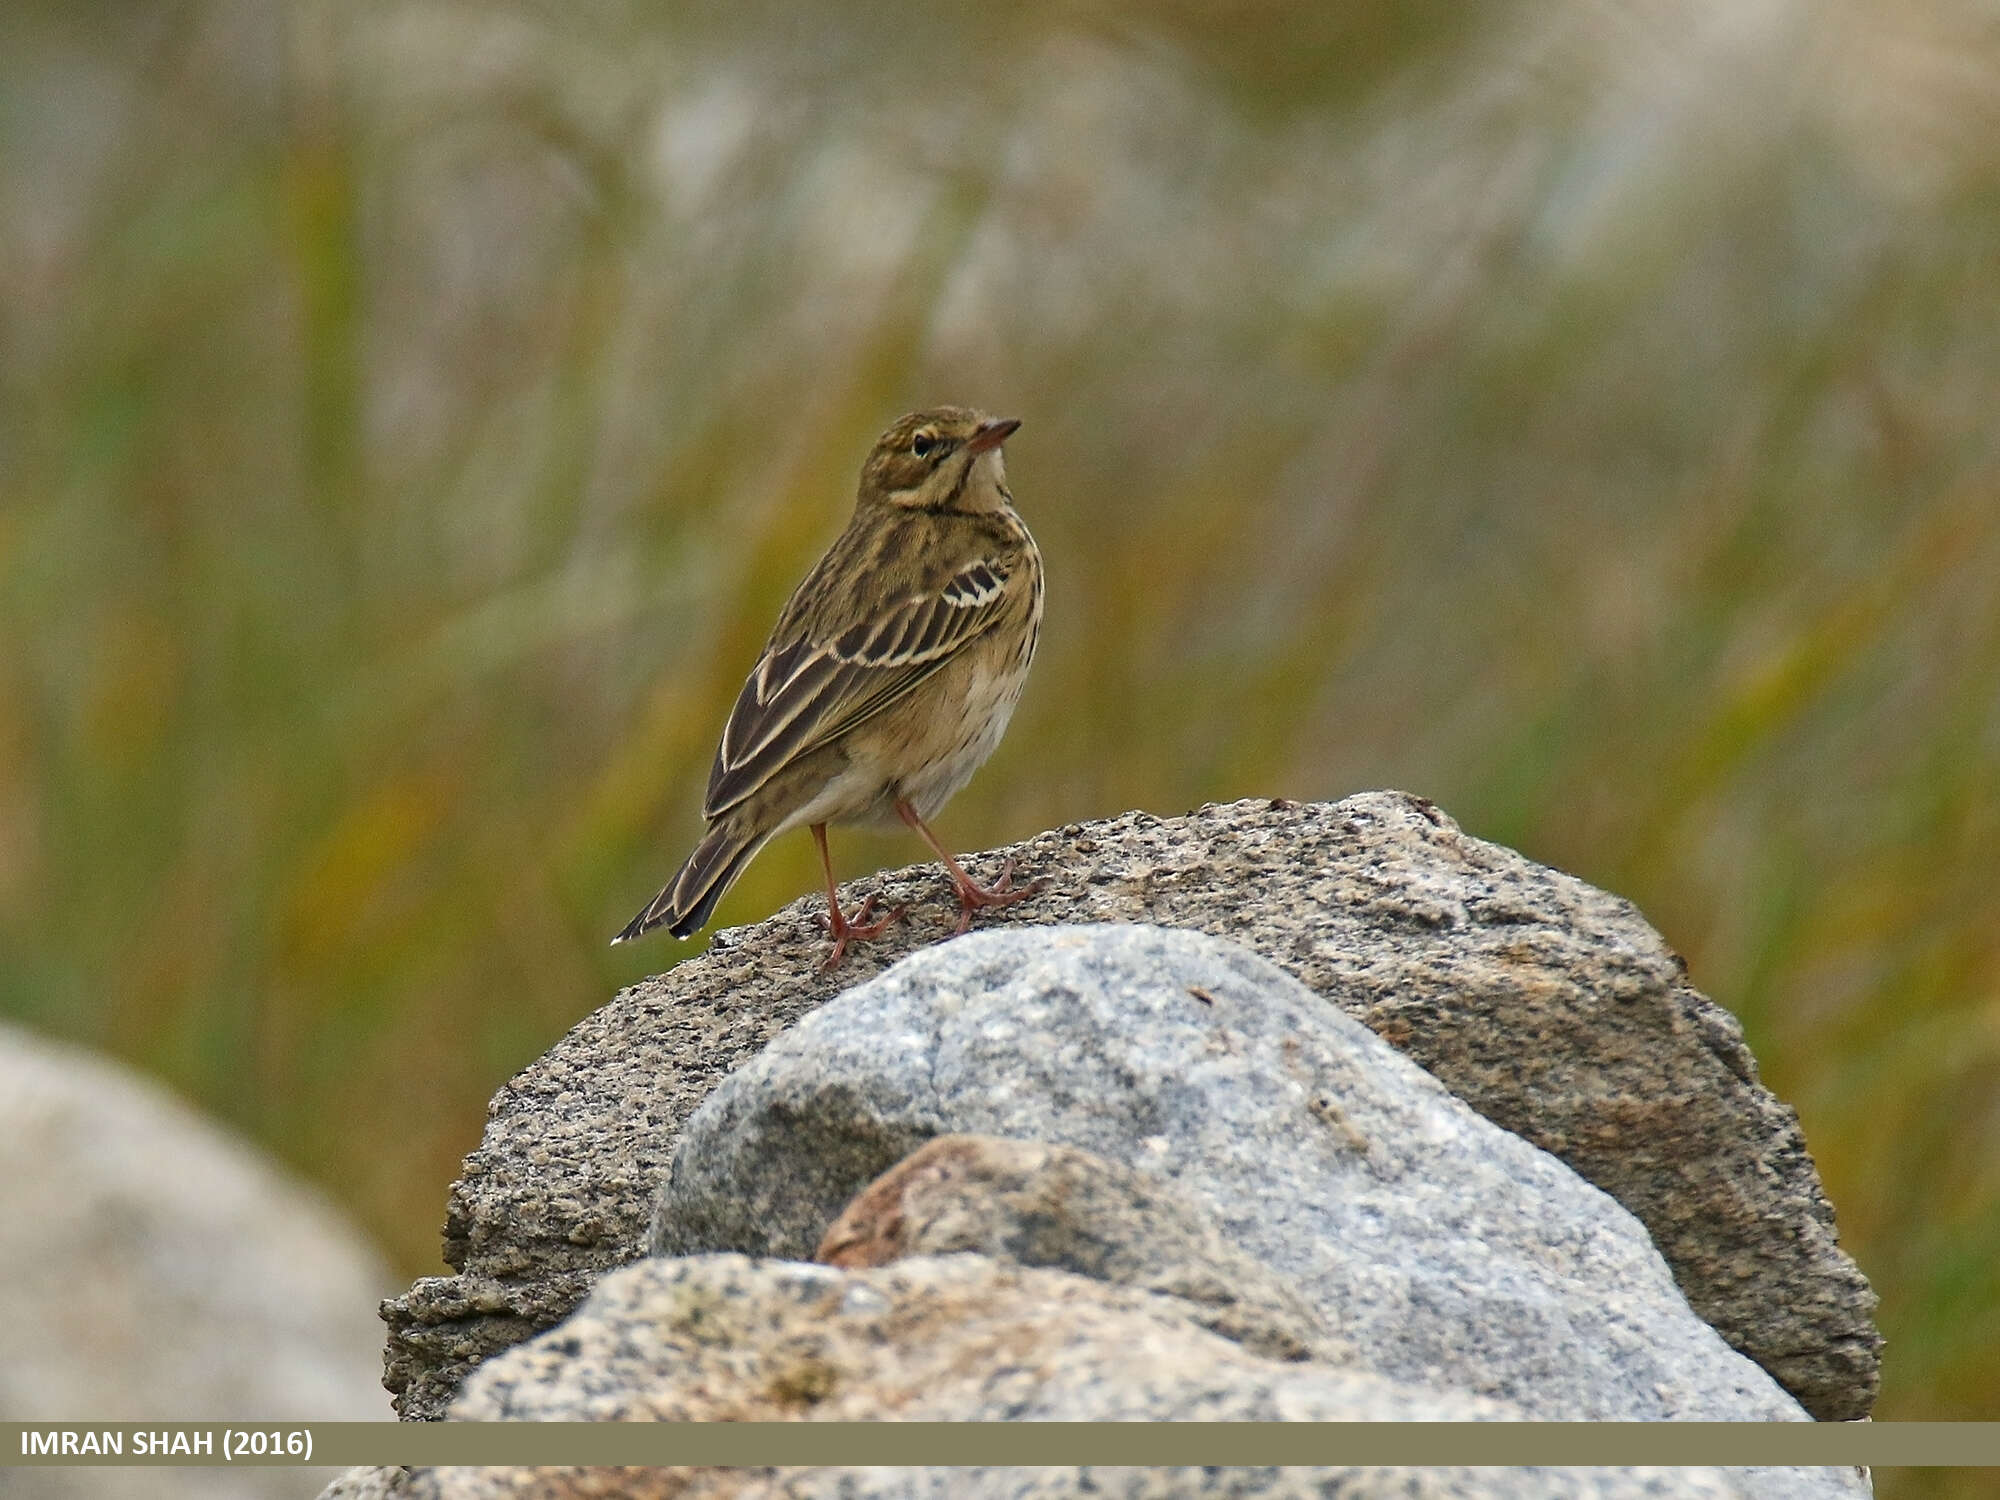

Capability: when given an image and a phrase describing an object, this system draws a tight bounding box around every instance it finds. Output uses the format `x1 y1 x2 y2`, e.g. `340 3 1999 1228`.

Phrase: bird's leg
813 823 905 970
894 798 1044 935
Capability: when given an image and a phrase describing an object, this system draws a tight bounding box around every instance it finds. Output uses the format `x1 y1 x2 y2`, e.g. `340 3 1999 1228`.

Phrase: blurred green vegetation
2 0 1996 1464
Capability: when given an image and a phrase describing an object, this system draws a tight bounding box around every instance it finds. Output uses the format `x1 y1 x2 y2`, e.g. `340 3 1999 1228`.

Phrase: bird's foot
819 892 908 971
949 859 1046 935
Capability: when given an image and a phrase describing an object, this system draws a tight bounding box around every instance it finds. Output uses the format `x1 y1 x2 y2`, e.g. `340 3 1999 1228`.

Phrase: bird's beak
966 417 1021 454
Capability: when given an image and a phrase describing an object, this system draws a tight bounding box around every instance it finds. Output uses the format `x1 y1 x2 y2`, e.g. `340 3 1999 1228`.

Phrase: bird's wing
702 557 1013 818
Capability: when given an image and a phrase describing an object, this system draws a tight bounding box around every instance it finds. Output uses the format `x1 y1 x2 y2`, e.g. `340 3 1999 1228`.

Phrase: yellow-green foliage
3 0 1996 1461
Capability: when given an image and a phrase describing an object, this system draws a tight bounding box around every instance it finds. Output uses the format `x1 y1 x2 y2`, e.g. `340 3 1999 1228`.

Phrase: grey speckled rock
456 1254 1522 1425
331 1472 1842 1500
653 926 1805 1423
331 1255 1864 1500
318 1473 403 1500
815 1133 1344 1362
383 793 1876 1420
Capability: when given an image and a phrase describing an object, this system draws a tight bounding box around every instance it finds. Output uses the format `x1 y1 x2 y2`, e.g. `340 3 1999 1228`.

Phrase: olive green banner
4 1422 1998 1468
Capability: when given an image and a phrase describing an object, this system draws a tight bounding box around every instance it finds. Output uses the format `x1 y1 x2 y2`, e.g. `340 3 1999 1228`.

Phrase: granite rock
652 925 1811 1423
815 1133 1343 1361
383 793 1877 1419
330 1469 1853 1500
335 1253 1864 1500
333 1472 1848 1500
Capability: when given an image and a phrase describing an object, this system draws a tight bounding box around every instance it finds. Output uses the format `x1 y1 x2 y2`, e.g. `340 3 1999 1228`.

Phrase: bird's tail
612 819 772 945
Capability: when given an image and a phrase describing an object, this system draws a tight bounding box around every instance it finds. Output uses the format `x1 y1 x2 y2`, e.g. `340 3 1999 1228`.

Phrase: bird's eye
911 433 936 458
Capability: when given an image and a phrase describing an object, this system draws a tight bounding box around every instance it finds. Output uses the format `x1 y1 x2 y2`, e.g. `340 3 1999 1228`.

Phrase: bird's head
858 407 1022 514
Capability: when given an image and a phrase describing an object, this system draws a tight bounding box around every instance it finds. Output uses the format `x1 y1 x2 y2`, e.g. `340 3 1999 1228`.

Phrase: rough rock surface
321 1474 405 1500
815 1133 1341 1362
383 792 1877 1420
326 1472 1853 1500
460 1253 1519 1423
332 1256 1865 1500
653 926 1809 1422
0 1022 395 1500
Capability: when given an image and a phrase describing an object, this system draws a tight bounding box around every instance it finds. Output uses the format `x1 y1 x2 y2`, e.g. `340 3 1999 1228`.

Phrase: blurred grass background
1 0 1995 1465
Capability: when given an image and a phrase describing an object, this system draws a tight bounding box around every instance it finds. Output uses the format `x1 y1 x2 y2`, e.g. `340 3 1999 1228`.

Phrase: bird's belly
894 654 1030 823
776 757 901 835
776 634 1035 838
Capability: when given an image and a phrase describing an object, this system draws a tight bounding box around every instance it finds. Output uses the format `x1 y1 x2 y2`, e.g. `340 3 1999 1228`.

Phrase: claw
819 893 908 970
949 859 1045 935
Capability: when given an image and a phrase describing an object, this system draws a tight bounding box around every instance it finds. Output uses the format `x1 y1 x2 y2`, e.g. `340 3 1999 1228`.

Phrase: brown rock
815 1133 1343 1362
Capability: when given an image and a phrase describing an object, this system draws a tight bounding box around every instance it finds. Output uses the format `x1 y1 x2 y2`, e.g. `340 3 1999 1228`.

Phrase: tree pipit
614 407 1044 967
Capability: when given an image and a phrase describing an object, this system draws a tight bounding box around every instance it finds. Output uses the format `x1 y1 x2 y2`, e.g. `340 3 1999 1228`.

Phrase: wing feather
702 557 1012 818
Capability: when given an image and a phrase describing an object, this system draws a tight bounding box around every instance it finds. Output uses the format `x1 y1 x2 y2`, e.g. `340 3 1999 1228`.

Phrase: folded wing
703 558 1011 818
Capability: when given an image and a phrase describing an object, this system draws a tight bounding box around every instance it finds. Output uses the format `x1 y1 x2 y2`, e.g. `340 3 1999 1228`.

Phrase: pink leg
813 823 906 970
895 798 1045 935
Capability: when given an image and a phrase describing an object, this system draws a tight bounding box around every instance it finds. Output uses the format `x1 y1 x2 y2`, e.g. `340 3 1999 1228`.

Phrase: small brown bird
614 406 1044 965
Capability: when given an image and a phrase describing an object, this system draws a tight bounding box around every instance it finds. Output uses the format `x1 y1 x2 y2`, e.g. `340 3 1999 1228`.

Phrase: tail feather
612 822 771 945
